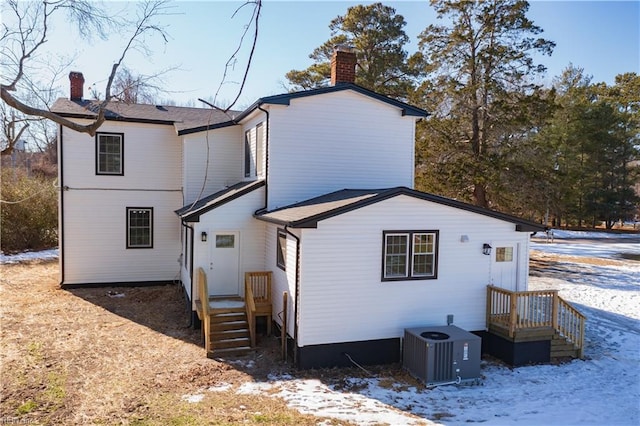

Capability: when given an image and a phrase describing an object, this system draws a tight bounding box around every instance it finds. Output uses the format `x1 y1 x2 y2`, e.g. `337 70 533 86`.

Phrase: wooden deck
486 285 586 360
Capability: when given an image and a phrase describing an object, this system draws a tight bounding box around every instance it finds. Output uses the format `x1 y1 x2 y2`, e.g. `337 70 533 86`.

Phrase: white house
52 48 550 368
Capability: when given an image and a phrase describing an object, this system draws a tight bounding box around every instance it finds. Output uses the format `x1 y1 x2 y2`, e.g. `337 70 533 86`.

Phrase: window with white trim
276 229 286 270
127 208 153 248
96 132 123 175
382 230 438 281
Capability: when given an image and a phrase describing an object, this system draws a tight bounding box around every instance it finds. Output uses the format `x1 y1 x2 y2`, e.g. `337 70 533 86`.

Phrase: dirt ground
0 260 348 425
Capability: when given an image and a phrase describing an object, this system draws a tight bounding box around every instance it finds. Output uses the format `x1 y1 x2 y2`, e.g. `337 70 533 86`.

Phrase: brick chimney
69 71 84 101
330 45 356 85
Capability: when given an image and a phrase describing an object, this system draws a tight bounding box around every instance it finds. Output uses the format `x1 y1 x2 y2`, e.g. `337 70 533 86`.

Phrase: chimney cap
334 44 355 53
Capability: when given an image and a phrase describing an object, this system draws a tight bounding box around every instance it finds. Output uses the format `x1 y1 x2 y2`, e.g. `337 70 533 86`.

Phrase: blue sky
44 1 640 109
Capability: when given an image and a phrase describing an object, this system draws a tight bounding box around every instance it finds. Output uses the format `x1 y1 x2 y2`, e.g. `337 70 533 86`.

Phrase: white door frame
490 241 520 292
208 230 241 296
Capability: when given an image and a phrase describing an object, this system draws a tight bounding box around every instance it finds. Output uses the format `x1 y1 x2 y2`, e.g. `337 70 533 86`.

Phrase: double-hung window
382 230 438 281
127 207 153 248
96 132 123 175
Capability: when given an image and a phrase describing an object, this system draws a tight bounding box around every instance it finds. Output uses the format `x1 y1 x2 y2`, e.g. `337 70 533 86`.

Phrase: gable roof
52 83 428 135
256 187 544 232
50 99 239 132
176 180 265 222
233 83 429 123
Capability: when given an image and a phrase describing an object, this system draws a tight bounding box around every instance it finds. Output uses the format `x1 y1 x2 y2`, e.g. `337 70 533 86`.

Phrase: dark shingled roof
176 180 265 222
256 187 544 232
233 82 429 122
51 83 428 135
50 98 239 132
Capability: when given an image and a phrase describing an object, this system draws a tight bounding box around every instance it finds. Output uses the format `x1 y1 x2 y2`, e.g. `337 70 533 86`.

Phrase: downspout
181 219 195 327
284 226 301 366
257 105 269 210
58 124 65 286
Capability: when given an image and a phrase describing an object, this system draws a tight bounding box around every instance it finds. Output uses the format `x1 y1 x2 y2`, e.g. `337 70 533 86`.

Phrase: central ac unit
403 325 481 386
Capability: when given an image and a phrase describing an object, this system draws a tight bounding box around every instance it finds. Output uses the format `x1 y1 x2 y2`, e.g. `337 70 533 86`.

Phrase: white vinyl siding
189 186 266 300
266 224 298 338
182 126 243 204
294 195 530 347
64 121 182 190
62 191 181 284
264 91 416 210
60 121 183 285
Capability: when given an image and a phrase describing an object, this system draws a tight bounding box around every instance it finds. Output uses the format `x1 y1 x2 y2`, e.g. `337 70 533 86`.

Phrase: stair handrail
245 279 256 347
557 295 586 358
197 268 212 353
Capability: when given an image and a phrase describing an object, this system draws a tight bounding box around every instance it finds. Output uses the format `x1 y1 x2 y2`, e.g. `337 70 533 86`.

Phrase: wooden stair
550 330 580 361
207 305 252 358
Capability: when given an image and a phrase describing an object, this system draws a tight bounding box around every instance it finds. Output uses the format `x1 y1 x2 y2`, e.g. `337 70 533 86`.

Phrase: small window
256 123 264 177
96 132 123 175
496 247 513 262
127 208 153 248
276 229 287 270
244 130 251 178
383 230 438 281
216 235 235 248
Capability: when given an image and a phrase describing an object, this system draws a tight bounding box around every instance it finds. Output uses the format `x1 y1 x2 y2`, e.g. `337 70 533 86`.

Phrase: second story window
244 130 251 178
256 123 264 177
96 132 124 175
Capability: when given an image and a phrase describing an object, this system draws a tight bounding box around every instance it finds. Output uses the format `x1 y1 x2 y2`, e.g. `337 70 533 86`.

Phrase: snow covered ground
4 231 640 425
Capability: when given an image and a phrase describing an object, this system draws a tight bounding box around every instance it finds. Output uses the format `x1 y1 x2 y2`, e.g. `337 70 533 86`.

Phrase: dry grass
0 260 350 425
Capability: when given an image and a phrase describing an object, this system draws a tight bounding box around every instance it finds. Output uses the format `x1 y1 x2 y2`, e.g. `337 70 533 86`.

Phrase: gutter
284 226 301 366
181 219 196 327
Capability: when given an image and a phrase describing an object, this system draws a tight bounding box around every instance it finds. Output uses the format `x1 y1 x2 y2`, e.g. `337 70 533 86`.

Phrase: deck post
552 291 559 330
486 286 492 329
509 292 517 337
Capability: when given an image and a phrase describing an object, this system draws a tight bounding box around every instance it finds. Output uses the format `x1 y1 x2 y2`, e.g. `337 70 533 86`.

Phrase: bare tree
0 0 171 150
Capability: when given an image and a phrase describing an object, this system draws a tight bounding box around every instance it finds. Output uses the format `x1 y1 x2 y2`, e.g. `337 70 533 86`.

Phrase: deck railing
487 285 586 357
244 271 273 347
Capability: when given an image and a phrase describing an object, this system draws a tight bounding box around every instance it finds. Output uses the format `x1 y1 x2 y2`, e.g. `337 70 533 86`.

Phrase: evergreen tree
285 3 419 99
415 0 554 208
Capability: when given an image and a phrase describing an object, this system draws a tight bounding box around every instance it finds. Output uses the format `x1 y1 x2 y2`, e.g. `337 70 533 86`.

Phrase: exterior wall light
482 243 492 255
201 232 207 242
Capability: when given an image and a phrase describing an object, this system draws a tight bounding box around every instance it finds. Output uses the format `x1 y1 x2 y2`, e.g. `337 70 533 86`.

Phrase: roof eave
177 180 265 222
177 120 237 136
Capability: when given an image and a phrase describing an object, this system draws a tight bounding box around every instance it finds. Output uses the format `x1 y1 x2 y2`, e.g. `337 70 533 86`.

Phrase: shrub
1 168 58 253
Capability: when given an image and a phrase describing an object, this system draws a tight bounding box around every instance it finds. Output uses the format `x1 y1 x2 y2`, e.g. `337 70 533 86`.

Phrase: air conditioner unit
403 325 481 386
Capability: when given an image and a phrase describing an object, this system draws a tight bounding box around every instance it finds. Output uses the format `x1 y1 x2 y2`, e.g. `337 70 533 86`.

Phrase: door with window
490 242 519 292
209 231 240 296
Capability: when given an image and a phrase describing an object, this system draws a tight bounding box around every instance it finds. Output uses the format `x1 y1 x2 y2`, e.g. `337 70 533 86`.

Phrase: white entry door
209 231 240 296
490 242 519 292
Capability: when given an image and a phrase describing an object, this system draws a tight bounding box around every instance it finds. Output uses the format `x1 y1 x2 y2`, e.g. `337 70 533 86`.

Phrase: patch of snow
181 393 204 403
207 383 232 392
0 248 58 264
533 229 640 239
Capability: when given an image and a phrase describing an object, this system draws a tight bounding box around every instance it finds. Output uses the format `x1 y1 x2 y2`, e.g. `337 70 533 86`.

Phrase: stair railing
245 281 256 347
